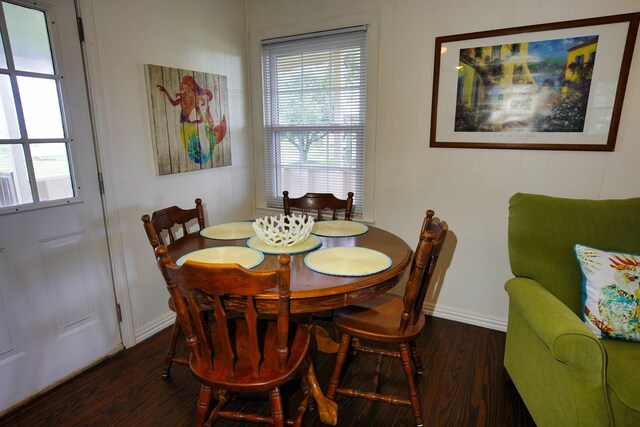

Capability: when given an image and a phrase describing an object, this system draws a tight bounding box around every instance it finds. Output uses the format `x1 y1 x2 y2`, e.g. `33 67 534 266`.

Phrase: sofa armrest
505 277 606 373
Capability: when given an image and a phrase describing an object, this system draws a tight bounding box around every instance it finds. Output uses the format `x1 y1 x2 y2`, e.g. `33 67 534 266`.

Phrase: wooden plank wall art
145 64 231 175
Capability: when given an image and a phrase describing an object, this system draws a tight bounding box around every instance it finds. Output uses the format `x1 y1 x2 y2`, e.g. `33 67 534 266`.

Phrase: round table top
167 223 412 314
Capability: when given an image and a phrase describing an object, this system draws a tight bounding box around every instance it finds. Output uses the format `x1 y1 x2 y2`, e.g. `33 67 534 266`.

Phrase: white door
0 0 121 411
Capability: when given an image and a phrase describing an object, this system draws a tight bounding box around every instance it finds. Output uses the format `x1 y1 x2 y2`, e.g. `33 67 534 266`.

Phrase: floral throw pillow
574 244 640 341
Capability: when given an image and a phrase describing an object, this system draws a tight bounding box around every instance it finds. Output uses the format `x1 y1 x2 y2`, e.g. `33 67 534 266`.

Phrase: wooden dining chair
325 210 448 427
283 191 354 221
155 249 312 427
283 190 355 326
141 198 205 378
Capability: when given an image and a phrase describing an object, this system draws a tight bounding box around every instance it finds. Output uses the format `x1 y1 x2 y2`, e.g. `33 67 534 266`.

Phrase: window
491 45 500 59
261 27 367 217
0 1 75 211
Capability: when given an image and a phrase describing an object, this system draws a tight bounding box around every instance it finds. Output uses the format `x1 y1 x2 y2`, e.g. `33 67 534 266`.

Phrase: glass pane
3 2 54 74
18 76 64 138
31 143 73 201
0 143 33 207
0 31 7 68
0 74 20 139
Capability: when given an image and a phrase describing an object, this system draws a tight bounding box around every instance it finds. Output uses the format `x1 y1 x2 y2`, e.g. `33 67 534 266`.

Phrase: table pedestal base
314 325 340 353
308 362 338 425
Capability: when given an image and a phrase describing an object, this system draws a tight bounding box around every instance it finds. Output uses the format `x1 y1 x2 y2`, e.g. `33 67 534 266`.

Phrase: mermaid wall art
145 64 231 175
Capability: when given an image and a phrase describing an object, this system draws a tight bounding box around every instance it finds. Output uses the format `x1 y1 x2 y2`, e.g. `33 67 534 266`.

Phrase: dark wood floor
0 316 535 427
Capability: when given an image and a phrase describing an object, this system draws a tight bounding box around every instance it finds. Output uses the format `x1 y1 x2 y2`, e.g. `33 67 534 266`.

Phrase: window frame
261 27 367 217
0 0 80 214
249 12 379 222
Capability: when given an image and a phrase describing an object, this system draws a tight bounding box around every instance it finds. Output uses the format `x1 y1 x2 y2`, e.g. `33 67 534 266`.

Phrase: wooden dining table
166 222 413 425
167 223 412 313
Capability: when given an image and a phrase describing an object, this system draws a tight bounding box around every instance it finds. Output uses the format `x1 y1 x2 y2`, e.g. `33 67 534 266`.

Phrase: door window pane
18 76 64 138
0 32 7 68
0 74 20 139
0 143 33 206
3 2 54 74
31 143 73 201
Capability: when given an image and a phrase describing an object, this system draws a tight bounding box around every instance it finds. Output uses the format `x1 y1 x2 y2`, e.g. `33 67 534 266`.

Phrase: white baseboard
134 312 176 345
423 302 508 332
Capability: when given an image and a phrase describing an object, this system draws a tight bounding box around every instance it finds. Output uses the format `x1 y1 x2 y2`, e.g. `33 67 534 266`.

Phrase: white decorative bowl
252 213 314 247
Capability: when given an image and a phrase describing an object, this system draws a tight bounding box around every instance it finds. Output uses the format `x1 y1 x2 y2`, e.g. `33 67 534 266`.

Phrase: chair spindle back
400 211 448 331
155 248 293 379
282 191 354 221
142 198 205 248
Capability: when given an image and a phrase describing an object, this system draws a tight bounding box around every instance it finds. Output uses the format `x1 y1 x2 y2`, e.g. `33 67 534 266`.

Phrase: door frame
75 0 135 347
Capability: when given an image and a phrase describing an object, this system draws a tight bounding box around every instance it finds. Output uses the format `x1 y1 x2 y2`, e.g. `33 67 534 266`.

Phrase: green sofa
504 193 640 427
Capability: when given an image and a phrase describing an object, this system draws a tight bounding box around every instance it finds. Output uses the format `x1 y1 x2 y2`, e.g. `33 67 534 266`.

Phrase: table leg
307 361 338 425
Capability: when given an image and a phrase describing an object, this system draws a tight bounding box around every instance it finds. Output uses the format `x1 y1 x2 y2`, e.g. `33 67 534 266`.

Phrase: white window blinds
262 27 367 217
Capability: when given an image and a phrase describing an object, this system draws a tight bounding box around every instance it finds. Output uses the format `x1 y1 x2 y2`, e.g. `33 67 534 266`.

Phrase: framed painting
145 64 231 175
430 13 640 150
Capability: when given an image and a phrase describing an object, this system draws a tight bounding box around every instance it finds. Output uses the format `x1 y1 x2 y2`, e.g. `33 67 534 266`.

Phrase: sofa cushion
575 244 640 341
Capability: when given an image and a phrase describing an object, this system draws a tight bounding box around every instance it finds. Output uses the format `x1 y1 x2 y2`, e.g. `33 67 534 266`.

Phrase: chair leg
205 390 227 427
294 367 311 427
400 343 424 427
300 355 315 412
410 341 423 376
162 317 182 378
269 387 285 427
195 385 212 427
326 333 352 400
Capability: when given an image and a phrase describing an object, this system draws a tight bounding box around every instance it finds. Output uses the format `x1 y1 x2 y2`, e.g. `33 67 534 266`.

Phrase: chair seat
334 293 425 343
191 318 311 392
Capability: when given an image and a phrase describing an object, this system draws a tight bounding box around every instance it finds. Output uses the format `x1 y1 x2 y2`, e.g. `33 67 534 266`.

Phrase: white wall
81 0 640 342
246 0 640 330
83 0 253 343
